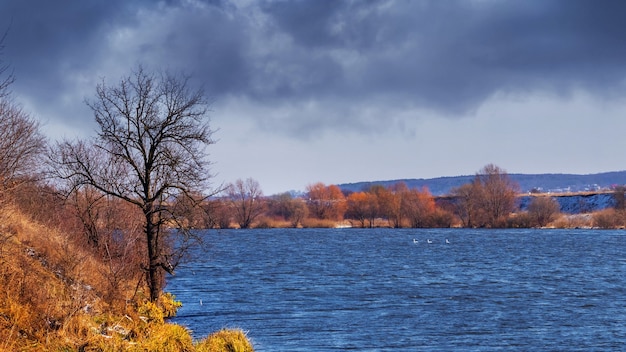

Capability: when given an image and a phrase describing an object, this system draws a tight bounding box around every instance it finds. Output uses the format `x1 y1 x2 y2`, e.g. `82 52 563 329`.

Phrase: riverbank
0 205 254 351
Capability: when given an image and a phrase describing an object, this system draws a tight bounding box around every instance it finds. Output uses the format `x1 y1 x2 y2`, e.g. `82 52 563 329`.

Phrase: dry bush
301 218 340 228
551 214 593 229
133 324 194 352
506 212 534 228
0 204 146 350
592 209 626 229
9 181 65 227
203 199 233 229
427 208 456 228
0 206 110 349
528 196 561 227
254 216 291 229
196 329 255 352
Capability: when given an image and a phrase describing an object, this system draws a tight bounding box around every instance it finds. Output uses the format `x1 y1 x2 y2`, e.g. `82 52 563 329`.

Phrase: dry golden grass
252 216 293 229
551 213 594 229
0 204 255 351
195 329 254 352
301 218 339 228
592 209 626 229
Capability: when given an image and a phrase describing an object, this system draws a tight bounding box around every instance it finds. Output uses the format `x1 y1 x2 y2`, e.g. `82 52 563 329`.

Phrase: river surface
167 228 626 351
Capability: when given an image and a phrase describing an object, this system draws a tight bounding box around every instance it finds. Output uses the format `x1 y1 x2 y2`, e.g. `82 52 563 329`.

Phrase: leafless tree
451 181 483 227
226 178 264 229
475 164 519 227
267 192 308 228
0 101 46 192
0 34 46 198
528 196 560 227
0 30 14 98
451 165 519 228
52 66 215 301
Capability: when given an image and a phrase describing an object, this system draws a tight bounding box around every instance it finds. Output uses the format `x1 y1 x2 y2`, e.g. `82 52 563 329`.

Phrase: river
167 228 626 351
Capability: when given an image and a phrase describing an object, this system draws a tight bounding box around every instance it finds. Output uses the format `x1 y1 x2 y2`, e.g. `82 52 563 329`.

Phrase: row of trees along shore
192 164 626 231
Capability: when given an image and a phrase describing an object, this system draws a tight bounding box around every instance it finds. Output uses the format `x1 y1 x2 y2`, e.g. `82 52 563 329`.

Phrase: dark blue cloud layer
2 0 626 133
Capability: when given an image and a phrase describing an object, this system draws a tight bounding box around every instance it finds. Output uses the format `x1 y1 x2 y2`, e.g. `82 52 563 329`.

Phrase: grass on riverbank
0 204 254 351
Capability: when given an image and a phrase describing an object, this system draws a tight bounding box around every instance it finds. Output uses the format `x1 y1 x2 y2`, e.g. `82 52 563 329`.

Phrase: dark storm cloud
0 1 133 93
258 0 626 111
0 0 250 130
2 0 626 135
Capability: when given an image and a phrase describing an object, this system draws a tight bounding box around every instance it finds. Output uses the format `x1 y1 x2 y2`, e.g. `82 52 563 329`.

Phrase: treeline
197 164 519 229
205 165 626 230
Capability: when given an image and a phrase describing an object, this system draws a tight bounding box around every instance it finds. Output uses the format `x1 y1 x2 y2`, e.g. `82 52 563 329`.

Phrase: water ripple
168 228 626 351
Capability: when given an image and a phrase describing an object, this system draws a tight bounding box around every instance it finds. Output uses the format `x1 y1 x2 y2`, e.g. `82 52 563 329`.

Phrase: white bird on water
446 239 450 244
413 239 419 244
427 239 432 244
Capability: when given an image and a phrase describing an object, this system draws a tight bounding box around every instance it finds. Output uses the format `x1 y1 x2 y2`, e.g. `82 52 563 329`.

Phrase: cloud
241 0 626 135
2 0 626 139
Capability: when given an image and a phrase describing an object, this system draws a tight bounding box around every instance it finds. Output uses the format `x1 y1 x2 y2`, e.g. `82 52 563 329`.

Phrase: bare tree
528 196 560 227
0 30 14 98
201 199 233 229
451 181 483 228
475 164 519 227
52 66 215 301
0 33 46 197
0 101 46 191
267 192 308 228
226 178 264 229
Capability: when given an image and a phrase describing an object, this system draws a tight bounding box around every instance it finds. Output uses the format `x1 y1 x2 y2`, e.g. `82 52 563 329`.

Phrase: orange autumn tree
306 182 346 220
345 191 378 227
381 182 409 228
402 186 436 228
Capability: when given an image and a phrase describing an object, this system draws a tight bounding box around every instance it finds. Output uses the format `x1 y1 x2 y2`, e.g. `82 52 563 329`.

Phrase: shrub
160 293 183 319
552 214 593 229
428 208 455 228
301 218 338 228
528 196 560 227
253 216 291 229
592 209 625 229
506 212 533 228
138 300 165 325
133 324 194 352
196 329 254 352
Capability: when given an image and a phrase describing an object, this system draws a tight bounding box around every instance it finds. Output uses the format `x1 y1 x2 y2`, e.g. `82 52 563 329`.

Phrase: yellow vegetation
0 204 254 351
196 329 255 352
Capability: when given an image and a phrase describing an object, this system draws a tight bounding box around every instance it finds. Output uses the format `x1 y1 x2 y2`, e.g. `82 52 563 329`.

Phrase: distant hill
338 171 626 196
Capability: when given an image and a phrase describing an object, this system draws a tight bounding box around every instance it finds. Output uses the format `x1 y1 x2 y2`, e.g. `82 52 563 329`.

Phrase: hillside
339 171 626 196
0 204 254 351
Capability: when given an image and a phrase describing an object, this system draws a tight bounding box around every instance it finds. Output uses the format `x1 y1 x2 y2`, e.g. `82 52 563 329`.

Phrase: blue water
167 228 626 351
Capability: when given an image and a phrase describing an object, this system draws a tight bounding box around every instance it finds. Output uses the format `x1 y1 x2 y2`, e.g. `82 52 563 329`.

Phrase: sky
2 0 626 195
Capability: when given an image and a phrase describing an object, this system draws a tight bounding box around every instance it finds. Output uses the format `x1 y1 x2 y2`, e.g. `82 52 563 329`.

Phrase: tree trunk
145 207 160 302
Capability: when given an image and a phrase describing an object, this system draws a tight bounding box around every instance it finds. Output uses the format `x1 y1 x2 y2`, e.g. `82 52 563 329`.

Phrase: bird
413 239 419 244
427 239 432 244
200 300 203 306
445 239 450 244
